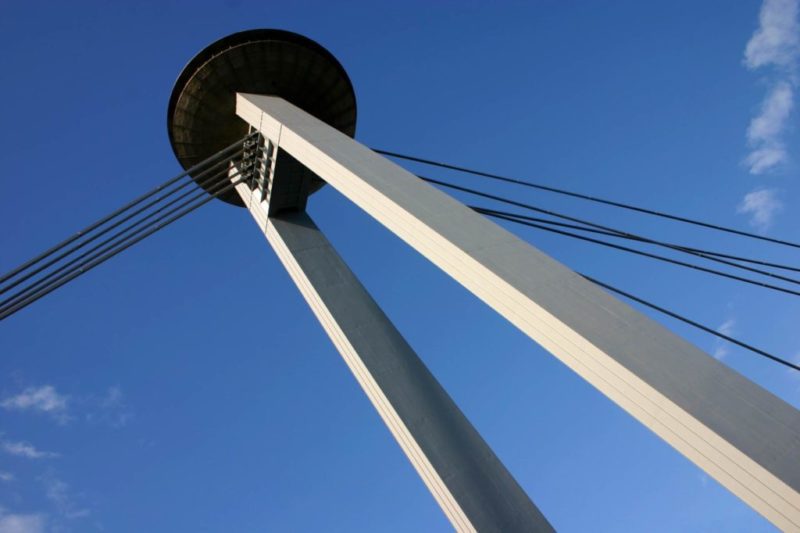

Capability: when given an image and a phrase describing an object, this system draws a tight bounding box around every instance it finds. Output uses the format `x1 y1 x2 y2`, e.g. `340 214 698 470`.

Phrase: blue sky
1 1 799 531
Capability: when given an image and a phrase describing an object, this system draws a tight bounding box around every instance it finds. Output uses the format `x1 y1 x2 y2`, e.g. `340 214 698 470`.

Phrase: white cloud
102 386 122 407
1 386 69 424
713 346 729 360
712 318 736 360
743 0 799 175
0 472 13 482
745 81 794 174
1 440 58 460
748 82 794 142
85 386 133 428
745 0 800 69
0 509 45 533
737 188 783 231
745 145 787 174
41 474 90 520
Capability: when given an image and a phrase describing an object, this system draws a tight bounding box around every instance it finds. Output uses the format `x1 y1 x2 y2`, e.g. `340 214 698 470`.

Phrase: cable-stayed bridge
2 30 799 532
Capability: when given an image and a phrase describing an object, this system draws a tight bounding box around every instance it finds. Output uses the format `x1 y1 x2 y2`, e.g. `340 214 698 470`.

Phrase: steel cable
0 133 256 286
582 275 800 372
472 206 800 287
376 148 800 250
419 176 800 296
0 168 249 321
0 163 244 312
464 207 798 371
0 147 247 298
479 208 800 298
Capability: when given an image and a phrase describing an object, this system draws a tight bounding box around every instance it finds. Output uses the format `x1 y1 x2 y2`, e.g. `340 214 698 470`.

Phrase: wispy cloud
1 439 59 460
0 471 13 482
1 385 69 424
745 0 800 69
712 318 736 360
737 188 783 231
0 509 45 533
743 0 799 175
41 473 90 520
85 386 133 429
741 0 798 227
745 81 794 174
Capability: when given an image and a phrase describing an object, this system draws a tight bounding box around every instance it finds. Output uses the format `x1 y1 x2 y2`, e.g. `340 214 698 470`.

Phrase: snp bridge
3 29 800 532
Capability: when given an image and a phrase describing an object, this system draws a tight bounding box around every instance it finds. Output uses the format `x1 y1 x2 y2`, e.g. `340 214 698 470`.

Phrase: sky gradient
1 1 799 531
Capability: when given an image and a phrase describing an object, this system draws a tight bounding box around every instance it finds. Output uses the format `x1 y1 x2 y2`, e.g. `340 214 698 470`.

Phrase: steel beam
236 93 800 531
230 169 553 532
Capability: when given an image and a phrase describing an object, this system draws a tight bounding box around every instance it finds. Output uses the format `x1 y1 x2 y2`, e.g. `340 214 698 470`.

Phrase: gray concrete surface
235 93 800 531
231 173 554 532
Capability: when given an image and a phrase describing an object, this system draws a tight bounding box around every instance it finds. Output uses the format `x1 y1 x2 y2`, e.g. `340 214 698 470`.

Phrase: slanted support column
235 93 800 531
230 171 553 532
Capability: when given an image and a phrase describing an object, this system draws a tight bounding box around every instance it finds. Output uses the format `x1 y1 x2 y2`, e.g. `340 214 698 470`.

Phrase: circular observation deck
167 29 357 206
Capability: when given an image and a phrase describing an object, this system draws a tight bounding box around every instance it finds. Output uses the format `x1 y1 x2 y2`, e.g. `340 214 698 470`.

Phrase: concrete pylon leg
231 176 553 531
234 93 800 531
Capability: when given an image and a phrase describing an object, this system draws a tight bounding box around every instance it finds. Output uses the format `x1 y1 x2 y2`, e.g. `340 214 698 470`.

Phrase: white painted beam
230 174 554 532
236 93 800 531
